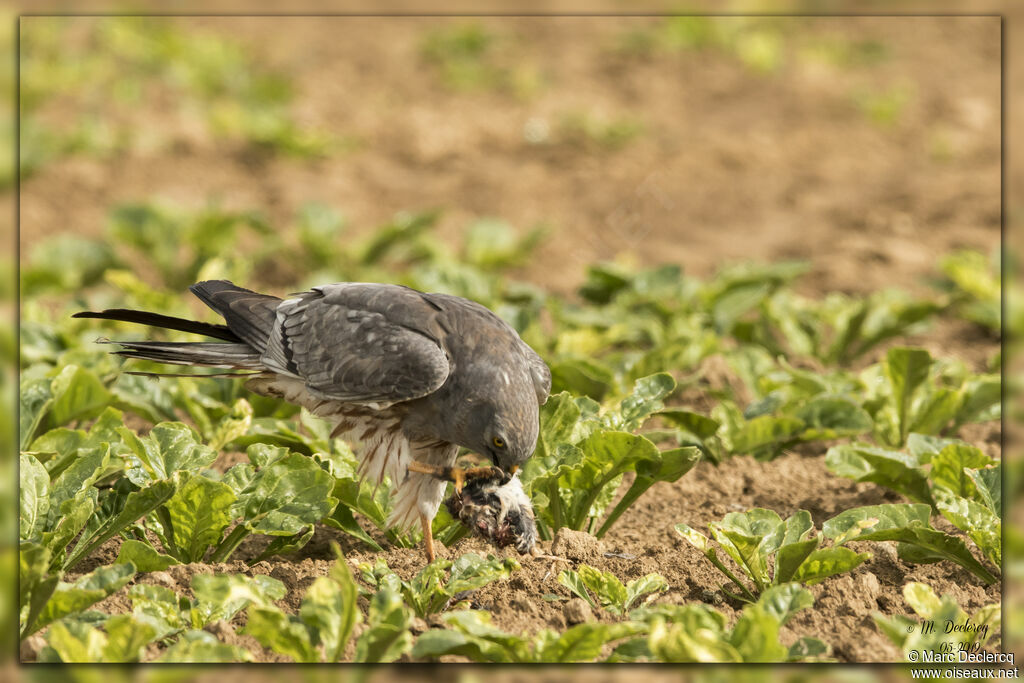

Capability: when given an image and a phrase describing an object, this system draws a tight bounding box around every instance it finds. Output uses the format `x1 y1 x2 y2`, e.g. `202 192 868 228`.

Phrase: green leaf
42 491 96 570
909 387 962 435
323 504 383 551
208 398 253 451
657 410 720 439
412 628 502 663
537 623 609 662
648 619 741 662
64 477 178 571
578 564 628 614
298 576 354 661
791 547 871 585
558 569 596 609
354 586 413 663
794 395 872 440
825 444 934 507
730 416 804 457
46 444 111 529
165 474 236 562
101 614 159 662
20 453 50 541
709 508 785 591
624 574 669 611
930 443 993 500
44 620 107 662
328 549 362 660
20 376 53 449
413 616 518 663
788 637 830 661
157 630 255 663
115 539 178 572
728 604 788 662
967 465 1001 514
933 487 1001 566
906 433 962 463
19 542 59 639
235 451 338 536
882 347 932 445
447 553 519 596
243 606 318 663
822 503 931 544
118 422 217 485
532 392 581 464
615 373 676 431
49 365 114 428
823 503 996 584
129 583 186 637
531 431 660 531
903 582 945 619
757 582 814 625
956 375 1000 426
549 357 615 401
596 446 700 538
190 573 287 627
774 538 819 585
30 563 136 636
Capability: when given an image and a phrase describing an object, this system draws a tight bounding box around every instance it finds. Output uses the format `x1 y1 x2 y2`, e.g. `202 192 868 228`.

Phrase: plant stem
595 477 652 538
705 549 757 602
209 524 250 564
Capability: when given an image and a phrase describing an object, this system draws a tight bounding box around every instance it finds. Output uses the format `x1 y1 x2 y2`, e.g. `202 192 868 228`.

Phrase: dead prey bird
74 280 551 562
408 462 537 554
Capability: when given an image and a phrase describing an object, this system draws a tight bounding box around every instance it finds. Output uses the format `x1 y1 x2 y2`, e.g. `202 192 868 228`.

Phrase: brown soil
18 13 1001 663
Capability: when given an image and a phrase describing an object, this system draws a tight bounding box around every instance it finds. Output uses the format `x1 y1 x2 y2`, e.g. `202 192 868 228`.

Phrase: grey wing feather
190 280 281 351
526 348 551 405
262 283 451 405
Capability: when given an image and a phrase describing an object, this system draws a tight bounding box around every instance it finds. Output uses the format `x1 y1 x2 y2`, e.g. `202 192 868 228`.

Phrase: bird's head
465 386 540 475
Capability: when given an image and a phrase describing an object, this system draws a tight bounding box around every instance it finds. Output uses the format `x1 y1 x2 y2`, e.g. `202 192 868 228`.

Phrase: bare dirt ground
20 14 1001 663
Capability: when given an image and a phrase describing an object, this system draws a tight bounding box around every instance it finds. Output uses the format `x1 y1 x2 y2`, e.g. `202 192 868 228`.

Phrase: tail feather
189 280 280 352
72 309 239 342
77 282 277 375
109 340 264 369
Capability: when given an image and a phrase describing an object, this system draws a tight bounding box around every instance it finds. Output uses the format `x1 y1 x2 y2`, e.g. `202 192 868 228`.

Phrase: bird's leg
407 461 506 493
421 514 436 564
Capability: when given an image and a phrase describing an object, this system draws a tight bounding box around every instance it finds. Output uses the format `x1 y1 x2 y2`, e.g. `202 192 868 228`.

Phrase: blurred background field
17 13 999 299
9 4 1014 676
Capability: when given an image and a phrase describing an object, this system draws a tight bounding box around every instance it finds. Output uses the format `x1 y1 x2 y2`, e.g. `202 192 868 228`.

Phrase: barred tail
73 307 264 374
106 340 264 370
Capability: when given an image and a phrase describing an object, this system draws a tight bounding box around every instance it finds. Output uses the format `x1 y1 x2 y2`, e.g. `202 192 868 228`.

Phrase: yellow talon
407 461 507 491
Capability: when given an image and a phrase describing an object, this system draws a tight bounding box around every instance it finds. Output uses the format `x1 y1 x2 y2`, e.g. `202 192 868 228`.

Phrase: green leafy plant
676 509 870 602
935 249 1001 334
37 571 284 662
358 553 520 618
823 503 997 585
749 288 941 365
862 347 999 448
629 583 829 663
19 16 331 182
827 436 1001 568
413 610 643 663
244 546 415 663
414 583 827 663
874 582 1000 659
21 561 135 639
522 373 701 539
557 565 668 615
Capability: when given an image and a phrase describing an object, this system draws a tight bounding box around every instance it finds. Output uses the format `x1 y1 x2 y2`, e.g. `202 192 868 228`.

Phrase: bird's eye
492 436 505 449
